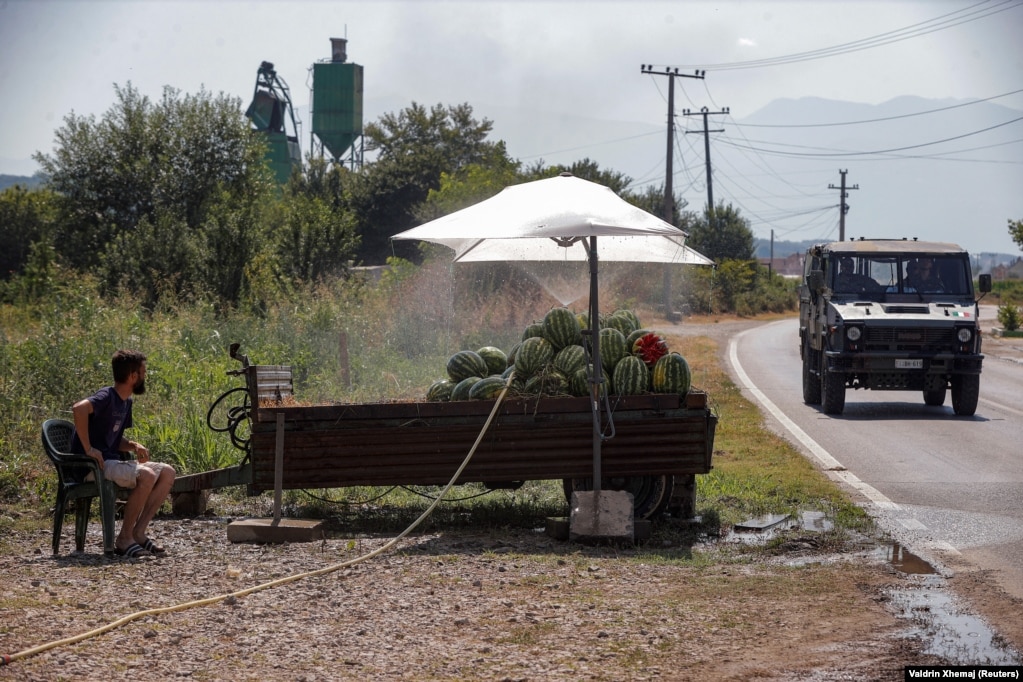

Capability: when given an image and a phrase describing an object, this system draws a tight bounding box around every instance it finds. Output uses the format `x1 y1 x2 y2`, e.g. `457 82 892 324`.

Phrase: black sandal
114 543 151 558
140 538 166 555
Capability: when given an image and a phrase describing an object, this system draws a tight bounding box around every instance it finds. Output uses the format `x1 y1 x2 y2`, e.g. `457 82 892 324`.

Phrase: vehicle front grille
864 327 956 352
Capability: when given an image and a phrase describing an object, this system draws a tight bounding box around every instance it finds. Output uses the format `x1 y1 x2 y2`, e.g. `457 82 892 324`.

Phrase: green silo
312 38 363 164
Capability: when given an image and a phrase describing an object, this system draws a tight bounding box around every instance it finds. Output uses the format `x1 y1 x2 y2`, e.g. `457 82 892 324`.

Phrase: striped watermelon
603 312 636 336
515 336 555 377
612 355 649 395
469 376 508 400
613 309 642 330
553 344 587 376
571 366 609 398
524 370 568 396
446 350 489 382
598 328 628 374
625 328 653 350
451 376 482 401
476 346 509 376
652 353 691 397
426 379 454 402
542 307 582 350
522 322 545 341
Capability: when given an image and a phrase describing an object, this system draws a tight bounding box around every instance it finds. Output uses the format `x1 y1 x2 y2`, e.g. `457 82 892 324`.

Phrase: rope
2 375 515 667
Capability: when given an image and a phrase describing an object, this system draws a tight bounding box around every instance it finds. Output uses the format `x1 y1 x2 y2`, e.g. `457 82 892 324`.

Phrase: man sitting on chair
71 349 175 558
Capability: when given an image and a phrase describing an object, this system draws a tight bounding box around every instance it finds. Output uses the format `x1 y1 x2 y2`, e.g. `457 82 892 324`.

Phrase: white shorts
86 460 172 489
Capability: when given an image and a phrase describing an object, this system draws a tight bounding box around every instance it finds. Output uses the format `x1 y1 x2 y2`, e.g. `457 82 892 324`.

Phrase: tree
347 102 509 264
1010 218 1023 251
684 202 755 263
0 185 56 282
33 83 275 302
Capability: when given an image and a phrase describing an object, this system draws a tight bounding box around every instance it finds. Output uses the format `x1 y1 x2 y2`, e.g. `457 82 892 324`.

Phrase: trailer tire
951 374 979 416
563 475 674 520
923 387 947 406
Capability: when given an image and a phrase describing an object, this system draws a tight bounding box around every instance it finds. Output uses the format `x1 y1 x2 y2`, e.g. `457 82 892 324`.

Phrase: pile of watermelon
426 307 691 402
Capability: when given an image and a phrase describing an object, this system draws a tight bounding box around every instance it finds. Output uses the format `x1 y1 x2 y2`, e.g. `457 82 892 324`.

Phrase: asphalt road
726 315 1023 600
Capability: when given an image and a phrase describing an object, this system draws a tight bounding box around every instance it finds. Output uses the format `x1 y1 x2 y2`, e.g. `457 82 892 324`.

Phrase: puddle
883 542 938 575
888 583 1021 665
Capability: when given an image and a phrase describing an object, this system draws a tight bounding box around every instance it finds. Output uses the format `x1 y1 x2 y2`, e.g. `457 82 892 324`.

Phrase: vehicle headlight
957 328 972 343
846 326 862 342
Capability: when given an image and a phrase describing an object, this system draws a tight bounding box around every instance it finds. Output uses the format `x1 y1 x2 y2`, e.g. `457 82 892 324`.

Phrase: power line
666 0 1022 72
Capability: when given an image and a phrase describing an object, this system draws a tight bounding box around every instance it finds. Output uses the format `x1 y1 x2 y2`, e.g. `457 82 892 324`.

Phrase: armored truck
798 239 991 416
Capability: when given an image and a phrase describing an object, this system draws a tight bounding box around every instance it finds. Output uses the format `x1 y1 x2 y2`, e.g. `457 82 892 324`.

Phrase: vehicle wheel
563 475 674 520
950 374 979 416
820 351 846 415
802 340 822 405
923 387 946 406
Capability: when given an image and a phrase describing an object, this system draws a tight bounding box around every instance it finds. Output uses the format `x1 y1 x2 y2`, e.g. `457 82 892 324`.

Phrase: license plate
895 359 923 369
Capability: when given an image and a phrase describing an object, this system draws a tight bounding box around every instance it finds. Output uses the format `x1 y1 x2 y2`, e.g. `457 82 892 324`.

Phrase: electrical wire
0 375 517 668
667 0 1022 72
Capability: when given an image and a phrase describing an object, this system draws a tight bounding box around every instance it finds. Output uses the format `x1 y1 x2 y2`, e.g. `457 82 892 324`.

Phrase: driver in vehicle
834 257 879 293
905 257 943 292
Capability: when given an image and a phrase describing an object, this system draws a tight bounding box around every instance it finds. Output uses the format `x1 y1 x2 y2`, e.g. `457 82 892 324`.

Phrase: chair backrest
41 419 83 485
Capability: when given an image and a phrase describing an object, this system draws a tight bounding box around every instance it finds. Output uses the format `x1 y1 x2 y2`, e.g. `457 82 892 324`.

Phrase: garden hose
2 374 515 668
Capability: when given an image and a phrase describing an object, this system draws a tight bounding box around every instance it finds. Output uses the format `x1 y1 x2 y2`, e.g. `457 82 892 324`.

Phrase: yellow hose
2 377 514 667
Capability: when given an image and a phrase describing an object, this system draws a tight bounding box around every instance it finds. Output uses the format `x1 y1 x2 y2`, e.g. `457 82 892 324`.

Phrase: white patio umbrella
392 173 713 491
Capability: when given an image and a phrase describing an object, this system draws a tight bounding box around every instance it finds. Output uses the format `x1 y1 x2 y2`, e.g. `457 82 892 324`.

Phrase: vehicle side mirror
807 270 825 293
978 274 992 293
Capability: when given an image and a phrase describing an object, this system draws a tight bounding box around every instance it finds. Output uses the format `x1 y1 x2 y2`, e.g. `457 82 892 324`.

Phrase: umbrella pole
588 236 602 493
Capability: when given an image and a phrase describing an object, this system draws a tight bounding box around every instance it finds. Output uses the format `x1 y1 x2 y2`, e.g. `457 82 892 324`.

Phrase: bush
997 300 1021 331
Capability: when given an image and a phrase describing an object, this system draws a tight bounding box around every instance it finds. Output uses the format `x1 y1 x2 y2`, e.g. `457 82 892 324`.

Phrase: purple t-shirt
71 386 133 462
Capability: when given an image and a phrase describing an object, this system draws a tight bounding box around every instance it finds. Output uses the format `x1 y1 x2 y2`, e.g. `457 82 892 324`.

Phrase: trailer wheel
923 387 946 406
563 475 674 520
950 374 979 416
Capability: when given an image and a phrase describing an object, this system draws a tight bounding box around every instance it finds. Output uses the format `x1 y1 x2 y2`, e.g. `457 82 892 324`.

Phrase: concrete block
226 518 325 544
569 490 634 543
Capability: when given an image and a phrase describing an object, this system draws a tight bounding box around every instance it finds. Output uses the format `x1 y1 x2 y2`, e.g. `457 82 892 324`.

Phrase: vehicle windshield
828 254 972 298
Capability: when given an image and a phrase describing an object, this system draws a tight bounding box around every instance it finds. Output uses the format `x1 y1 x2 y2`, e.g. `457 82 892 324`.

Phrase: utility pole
828 169 859 241
683 106 729 226
640 65 705 321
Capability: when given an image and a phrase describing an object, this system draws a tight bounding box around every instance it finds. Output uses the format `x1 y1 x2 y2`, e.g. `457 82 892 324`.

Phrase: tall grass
3 256 863 548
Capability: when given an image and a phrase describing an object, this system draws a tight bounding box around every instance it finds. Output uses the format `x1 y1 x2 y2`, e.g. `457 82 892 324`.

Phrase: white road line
728 325 901 513
979 397 1023 419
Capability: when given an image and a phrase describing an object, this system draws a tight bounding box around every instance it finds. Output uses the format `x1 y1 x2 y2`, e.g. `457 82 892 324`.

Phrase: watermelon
652 353 691 397
612 355 649 395
542 307 582 350
613 308 642 330
469 376 508 400
524 370 568 396
450 376 482 401
446 350 489 382
426 379 454 402
603 312 635 336
571 366 608 397
477 346 509 376
507 341 522 366
632 332 669 368
515 336 555 377
625 328 653 350
522 322 545 341
553 344 587 376
597 327 628 374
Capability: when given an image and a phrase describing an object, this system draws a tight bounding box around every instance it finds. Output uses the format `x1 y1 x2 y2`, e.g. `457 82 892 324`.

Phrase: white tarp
392 174 714 266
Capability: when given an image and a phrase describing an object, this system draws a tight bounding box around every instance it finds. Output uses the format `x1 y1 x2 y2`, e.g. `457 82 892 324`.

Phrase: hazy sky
2 0 1021 251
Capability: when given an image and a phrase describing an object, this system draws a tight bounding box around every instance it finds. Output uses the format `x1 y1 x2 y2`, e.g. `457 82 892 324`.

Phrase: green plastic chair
41 419 120 557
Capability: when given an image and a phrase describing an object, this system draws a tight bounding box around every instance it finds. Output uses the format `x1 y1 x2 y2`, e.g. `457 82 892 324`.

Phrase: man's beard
133 379 146 395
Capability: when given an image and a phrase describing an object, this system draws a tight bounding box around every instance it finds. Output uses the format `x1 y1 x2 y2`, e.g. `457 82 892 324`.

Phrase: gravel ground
0 508 957 681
